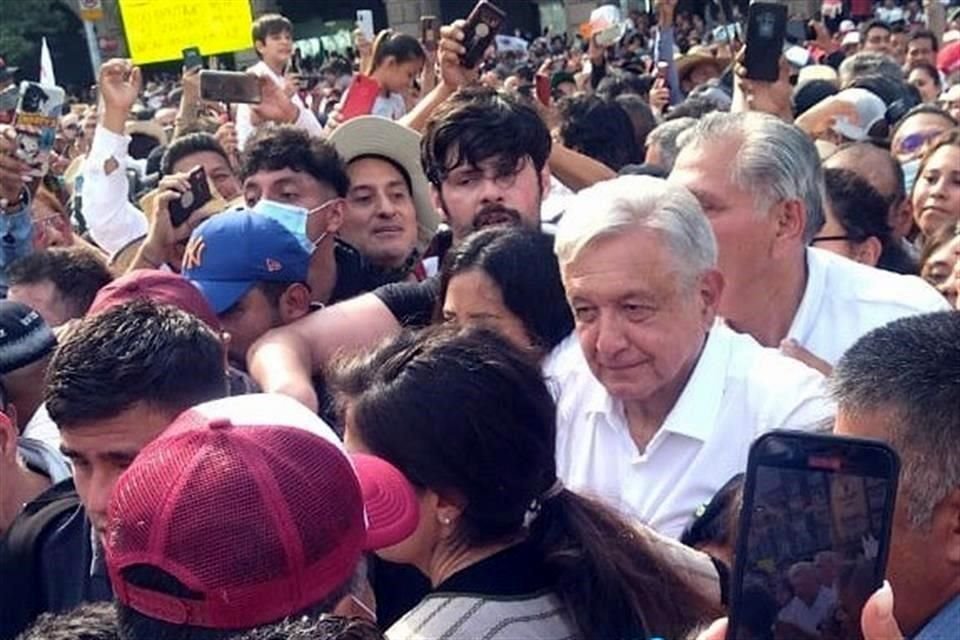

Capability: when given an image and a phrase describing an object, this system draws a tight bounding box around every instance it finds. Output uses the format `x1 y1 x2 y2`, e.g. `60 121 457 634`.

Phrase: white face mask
901 158 921 196
251 198 339 253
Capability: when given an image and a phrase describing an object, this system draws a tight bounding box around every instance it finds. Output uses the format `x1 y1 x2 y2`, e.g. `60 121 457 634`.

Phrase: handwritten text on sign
118 0 253 64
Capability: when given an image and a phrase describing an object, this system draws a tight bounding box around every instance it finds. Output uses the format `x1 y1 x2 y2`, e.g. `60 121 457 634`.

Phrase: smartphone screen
744 2 787 82
421 16 439 50
357 9 374 41
14 81 66 178
199 71 261 104
728 432 899 640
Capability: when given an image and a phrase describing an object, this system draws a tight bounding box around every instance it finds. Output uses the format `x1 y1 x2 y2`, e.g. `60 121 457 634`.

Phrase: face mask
251 198 338 254
900 158 921 196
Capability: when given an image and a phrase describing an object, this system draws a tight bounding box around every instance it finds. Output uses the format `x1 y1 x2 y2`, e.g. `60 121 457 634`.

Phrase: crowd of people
0 0 958 638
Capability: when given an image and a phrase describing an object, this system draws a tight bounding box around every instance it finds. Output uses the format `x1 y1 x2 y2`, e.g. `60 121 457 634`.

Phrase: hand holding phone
727 431 899 640
461 1 506 69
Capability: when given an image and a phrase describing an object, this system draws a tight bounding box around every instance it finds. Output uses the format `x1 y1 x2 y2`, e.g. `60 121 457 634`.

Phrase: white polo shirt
784 248 949 365
545 324 835 539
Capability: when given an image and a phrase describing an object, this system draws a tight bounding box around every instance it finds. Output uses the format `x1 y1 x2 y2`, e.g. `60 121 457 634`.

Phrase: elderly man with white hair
546 176 835 539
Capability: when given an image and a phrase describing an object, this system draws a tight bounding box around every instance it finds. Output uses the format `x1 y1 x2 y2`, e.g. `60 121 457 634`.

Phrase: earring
439 515 451 526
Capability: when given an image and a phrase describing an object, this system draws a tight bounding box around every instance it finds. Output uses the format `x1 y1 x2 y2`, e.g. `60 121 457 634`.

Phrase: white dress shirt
236 60 324 150
784 248 949 365
545 324 835 539
80 126 149 255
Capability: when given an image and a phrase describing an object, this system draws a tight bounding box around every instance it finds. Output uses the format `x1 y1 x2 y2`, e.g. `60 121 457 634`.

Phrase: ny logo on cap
265 258 283 272
183 236 206 271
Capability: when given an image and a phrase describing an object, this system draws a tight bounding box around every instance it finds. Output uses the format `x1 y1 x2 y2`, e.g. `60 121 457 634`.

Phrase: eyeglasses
895 129 943 156
811 235 858 244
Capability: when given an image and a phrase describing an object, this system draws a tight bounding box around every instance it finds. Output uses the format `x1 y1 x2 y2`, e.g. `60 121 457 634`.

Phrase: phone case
357 10 375 40
462 1 506 69
14 81 65 178
744 3 788 82
169 167 212 227
339 74 381 121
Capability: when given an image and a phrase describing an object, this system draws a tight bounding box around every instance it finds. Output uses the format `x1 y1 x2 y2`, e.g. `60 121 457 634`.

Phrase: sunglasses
895 129 943 156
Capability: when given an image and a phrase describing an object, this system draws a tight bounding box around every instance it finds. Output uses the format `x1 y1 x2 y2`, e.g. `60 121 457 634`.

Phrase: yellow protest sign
118 0 253 64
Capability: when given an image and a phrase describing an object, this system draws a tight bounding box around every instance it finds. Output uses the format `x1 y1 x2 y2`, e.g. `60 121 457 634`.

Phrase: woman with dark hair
910 127 960 240
435 226 573 354
364 30 426 120
814 168 916 274
332 326 720 640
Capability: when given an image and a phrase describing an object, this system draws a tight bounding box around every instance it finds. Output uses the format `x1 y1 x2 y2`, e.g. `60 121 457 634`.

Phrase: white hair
554 175 717 283
679 111 826 242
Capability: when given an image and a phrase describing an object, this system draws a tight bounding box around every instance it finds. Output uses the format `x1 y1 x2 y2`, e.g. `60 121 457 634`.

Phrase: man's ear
323 200 345 234
539 161 552 200
773 199 807 255
938 487 960 567
853 236 883 267
279 283 312 323
697 269 725 328
0 412 19 462
430 184 449 224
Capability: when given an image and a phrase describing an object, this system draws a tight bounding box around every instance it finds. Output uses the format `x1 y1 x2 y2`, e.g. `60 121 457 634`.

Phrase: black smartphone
421 16 440 51
168 166 212 227
461 0 506 69
289 47 302 75
727 431 899 640
744 2 788 82
199 70 261 104
182 46 203 72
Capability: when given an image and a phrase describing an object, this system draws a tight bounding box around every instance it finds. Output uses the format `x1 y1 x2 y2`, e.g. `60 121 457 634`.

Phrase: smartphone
182 46 203 72
168 166 212 227
339 74 380 121
421 16 439 51
13 81 66 178
199 70 261 104
727 432 899 640
461 1 506 69
534 73 551 106
357 9 374 41
785 19 807 45
289 47 302 75
744 2 788 82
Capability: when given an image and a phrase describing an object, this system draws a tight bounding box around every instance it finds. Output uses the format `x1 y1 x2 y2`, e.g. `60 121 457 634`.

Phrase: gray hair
555 175 717 284
831 311 960 530
646 117 697 172
838 52 903 87
680 111 826 242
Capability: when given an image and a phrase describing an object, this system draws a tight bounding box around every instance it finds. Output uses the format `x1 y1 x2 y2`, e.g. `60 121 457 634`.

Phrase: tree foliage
0 0 69 68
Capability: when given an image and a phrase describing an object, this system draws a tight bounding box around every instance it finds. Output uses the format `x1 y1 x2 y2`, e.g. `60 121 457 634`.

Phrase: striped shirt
386 590 578 640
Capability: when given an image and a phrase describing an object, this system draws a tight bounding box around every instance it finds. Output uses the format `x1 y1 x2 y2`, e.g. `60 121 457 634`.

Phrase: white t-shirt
545 324 835 538
783 248 949 365
778 588 834 635
371 92 407 121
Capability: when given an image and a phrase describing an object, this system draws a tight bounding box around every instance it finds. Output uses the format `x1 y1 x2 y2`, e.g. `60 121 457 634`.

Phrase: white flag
40 37 55 86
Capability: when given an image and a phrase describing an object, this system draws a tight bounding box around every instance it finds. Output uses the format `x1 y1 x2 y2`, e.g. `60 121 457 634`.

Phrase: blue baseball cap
182 209 311 314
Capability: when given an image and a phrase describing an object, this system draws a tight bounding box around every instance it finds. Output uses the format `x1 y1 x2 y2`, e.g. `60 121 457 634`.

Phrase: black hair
557 94 640 171
907 61 943 89
129 133 161 161
861 19 892 36
368 29 425 75
665 96 720 120
45 300 227 428
116 565 350 640
908 29 939 52
252 13 292 53
596 72 653 100
435 227 573 352
793 80 839 117
6 248 113 320
832 312 960 528
823 168 915 274
680 473 744 555
829 140 906 203
160 133 230 177
891 104 958 138
615 94 657 153
240 125 349 197
234 616 384 640
330 326 719 640
421 86 551 187
17 603 119 640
